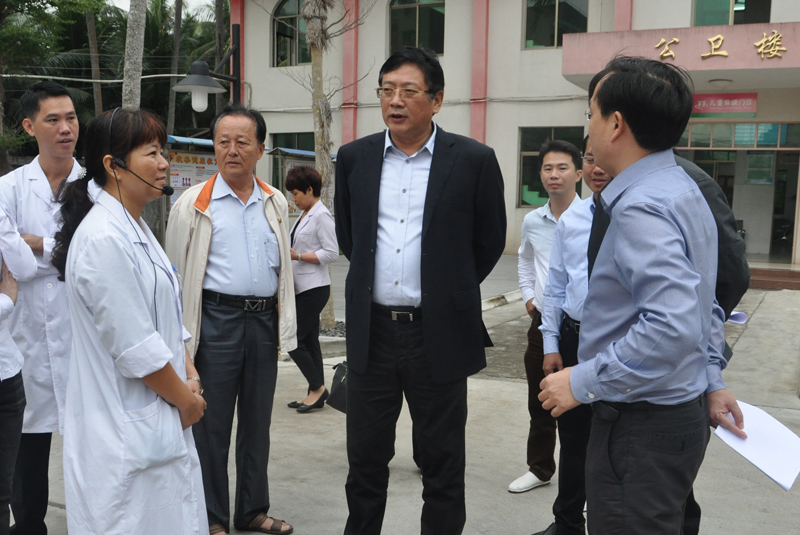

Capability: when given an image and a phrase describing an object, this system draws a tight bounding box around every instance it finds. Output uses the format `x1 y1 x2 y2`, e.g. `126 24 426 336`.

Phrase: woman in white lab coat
51 108 208 535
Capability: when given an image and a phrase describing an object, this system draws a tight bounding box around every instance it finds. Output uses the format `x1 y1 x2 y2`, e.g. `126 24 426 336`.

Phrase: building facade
231 0 800 263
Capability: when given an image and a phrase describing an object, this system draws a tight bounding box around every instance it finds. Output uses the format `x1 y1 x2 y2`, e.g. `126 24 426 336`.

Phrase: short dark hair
588 56 693 153
21 81 74 120
210 103 266 144
539 139 582 172
581 135 590 156
285 166 322 197
378 47 444 98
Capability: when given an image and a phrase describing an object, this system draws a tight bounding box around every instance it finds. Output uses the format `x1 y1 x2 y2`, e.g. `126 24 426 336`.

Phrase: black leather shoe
287 400 302 408
531 523 557 535
296 389 329 413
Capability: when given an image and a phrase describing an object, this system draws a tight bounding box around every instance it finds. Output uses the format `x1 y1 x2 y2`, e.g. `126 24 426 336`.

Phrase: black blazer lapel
422 128 458 240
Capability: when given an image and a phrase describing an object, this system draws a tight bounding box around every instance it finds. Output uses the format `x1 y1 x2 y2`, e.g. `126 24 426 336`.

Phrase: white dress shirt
204 175 280 297
539 195 594 354
517 195 581 310
373 124 437 307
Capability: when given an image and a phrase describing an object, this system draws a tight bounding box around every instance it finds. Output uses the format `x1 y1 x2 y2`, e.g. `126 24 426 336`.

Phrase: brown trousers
524 312 556 482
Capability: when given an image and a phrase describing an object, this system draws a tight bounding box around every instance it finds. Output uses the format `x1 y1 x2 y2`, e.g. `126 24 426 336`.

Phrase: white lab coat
62 190 207 535
0 207 38 381
0 156 80 432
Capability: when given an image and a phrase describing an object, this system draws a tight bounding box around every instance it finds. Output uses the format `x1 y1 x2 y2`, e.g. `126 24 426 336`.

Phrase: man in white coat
0 81 80 535
166 104 297 535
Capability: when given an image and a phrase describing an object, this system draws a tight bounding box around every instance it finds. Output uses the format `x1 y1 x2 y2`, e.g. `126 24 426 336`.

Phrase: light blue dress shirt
203 175 280 297
372 124 437 307
539 195 594 354
571 150 727 406
518 196 581 310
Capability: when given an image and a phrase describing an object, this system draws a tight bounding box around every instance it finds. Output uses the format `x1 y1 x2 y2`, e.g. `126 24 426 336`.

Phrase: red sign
692 93 757 118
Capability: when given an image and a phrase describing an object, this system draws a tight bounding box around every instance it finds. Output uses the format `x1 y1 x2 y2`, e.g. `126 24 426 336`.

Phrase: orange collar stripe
193 173 273 212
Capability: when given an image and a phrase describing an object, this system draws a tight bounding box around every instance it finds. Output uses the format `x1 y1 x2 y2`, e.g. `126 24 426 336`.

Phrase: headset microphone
112 156 175 196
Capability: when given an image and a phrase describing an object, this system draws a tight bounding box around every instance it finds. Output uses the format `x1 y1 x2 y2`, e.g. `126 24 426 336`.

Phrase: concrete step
749 267 800 290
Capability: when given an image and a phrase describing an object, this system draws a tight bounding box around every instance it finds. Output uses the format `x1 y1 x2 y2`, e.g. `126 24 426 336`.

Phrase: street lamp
173 23 242 112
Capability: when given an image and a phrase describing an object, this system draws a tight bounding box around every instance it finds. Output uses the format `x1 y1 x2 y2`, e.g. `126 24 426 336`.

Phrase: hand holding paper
714 401 800 491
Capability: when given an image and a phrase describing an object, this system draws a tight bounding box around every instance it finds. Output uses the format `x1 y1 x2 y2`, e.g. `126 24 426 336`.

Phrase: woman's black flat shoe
296 389 329 413
287 400 302 409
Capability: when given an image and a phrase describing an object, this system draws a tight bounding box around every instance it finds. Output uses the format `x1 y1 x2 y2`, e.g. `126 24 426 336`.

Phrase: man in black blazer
334 47 506 535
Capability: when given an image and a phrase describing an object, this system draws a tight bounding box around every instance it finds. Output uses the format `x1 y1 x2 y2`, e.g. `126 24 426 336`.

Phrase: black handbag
326 361 348 413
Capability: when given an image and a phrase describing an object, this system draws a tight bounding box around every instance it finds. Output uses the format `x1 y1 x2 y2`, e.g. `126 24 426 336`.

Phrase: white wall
771 0 800 23
244 0 346 179
632 0 693 30
488 2 589 252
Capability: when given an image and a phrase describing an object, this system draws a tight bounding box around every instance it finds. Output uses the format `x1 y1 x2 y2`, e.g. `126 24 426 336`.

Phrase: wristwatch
187 376 203 395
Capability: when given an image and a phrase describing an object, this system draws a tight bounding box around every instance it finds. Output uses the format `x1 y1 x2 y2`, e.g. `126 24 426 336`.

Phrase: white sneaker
508 471 550 493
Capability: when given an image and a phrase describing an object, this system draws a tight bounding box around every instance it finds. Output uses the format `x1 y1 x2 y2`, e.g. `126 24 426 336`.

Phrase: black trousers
288 285 330 391
586 396 710 535
0 374 25 535
553 319 592 535
10 431 51 535
192 297 279 533
344 307 468 535
524 313 556 482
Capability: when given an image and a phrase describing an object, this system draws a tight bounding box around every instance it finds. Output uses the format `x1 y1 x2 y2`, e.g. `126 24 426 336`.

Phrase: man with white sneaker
511 140 581 493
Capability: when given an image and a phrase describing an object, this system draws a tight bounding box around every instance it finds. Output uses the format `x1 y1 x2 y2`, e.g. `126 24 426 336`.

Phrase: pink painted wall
341 0 359 145
615 0 633 31
470 0 489 143
563 22 800 77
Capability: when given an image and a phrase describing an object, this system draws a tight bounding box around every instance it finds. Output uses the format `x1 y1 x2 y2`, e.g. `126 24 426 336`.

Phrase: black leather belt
202 289 277 312
372 303 422 323
562 314 580 334
593 396 704 421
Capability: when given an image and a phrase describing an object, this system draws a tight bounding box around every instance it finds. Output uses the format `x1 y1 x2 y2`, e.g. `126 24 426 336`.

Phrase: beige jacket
165 173 297 358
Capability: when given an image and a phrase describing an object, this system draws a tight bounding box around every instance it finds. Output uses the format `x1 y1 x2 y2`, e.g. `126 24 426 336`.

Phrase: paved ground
18 255 800 534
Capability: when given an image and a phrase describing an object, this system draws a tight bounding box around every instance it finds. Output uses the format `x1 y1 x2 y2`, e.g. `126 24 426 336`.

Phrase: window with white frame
390 0 445 55
693 0 771 26
525 0 588 49
274 0 311 67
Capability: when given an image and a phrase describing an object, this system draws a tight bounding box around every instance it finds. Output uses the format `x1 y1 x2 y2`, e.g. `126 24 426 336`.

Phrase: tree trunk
86 12 102 116
167 0 183 136
0 74 10 176
123 0 163 241
304 0 337 329
121 0 147 109
214 0 225 114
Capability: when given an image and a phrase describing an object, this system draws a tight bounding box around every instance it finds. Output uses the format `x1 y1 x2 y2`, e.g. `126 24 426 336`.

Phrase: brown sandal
209 524 227 535
245 512 293 534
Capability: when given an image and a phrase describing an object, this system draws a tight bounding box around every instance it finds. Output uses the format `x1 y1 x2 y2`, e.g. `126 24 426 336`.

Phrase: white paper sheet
714 401 800 491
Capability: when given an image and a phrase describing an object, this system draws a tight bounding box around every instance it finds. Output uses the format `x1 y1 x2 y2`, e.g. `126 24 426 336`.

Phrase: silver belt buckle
244 299 265 312
391 310 413 322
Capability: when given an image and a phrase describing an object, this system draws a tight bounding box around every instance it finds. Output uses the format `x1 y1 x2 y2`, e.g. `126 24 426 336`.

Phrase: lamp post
173 23 241 112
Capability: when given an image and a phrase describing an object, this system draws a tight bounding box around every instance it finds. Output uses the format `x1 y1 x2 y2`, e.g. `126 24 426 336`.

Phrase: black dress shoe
296 389 329 413
287 400 302 408
531 523 557 535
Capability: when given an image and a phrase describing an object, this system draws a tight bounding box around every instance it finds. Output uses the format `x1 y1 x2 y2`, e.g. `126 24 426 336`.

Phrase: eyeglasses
584 109 592 121
583 155 596 165
376 87 433 100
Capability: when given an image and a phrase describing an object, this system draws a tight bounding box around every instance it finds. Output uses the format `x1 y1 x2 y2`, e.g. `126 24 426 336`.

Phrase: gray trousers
586 396 710 535
192 298 279 533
